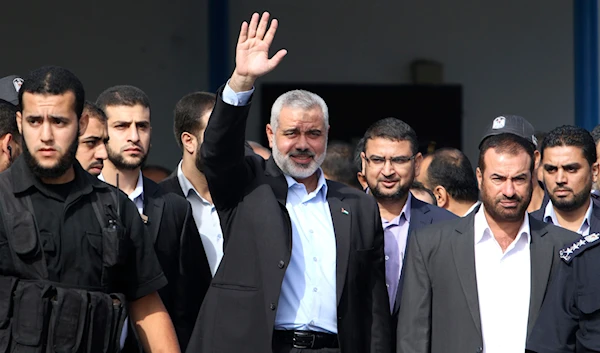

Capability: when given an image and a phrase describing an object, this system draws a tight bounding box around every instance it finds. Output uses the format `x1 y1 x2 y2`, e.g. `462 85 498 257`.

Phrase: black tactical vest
0 174 129 353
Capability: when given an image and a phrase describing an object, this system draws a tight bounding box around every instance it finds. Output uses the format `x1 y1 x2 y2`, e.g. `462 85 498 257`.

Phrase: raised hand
230 12 287 92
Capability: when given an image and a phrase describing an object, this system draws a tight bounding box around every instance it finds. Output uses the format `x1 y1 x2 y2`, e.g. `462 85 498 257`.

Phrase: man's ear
16 111 22 134
181 132 196 155
266 124 274 148
360 152 367 174
414 152 423 178
0 134 10 155
434 185 448 208
593 162 599 184
476 167 483 190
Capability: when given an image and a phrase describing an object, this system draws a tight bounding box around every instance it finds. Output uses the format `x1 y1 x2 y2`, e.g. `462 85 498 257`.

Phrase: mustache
553 187 573 193
289 150 314 158
498 194 522 202
121 144 144 153
88 160 104 169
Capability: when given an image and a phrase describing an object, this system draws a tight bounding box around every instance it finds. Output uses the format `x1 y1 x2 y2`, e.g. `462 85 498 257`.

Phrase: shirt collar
10 156 100 199
284 168 329 198
474 205 531 245
463 201 481 217
176 160 212 205
543 198 593 232
99 170 145 202
382 193 412 227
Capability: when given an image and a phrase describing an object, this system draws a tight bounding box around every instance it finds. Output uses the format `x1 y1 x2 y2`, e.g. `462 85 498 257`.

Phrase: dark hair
410 181 436 204
534 131 546 153
428 148 479 203
322 140 360 188
173 92 216 149
96 85 151 114
591 125 600 144
83 101 107 122
363 117 419 155
0 99 19 138
18 66 85 118
478 133 535 173
541 125 597 166
354 137 365 172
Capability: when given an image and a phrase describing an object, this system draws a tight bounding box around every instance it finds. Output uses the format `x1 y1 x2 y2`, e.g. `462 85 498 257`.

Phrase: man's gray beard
272 142 326 179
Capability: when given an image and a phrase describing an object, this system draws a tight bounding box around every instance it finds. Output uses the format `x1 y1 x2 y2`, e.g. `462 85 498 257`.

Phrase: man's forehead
105 104 150 121
365 137 412 153
543 145 586 161
21 91 76 112
83 118 108 137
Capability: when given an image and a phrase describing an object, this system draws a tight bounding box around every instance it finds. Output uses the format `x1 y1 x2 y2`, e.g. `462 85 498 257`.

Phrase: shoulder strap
559 233 600 263
91 187 119 228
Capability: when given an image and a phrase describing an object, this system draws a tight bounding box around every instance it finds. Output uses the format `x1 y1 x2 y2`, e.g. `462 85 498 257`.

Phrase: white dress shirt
543 199 593 236
274 171 338 333
176 161 224 276
463 201 481 217
474 206 531 353
98 171 144 214
223 83 338 333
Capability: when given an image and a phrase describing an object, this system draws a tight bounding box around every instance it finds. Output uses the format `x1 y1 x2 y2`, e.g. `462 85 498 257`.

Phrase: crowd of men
0 11 599 353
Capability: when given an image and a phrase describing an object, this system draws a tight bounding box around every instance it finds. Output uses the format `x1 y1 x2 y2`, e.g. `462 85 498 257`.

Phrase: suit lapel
590 199 600 233
327 183 351 305
393 196 431 313
451 213 482 335
407 196 432 234
527 217 552 336
143 178 165 244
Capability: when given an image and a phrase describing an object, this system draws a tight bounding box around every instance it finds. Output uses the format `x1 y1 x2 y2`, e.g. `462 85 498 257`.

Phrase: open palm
235 12 287 79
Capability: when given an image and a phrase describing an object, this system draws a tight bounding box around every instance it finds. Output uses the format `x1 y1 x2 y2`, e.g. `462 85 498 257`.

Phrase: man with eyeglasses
359 118 456 343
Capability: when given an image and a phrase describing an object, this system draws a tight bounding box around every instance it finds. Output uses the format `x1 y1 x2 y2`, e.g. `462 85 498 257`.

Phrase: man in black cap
0 75 23 105
0 99 21 171
0 75 24 171
397 117 577 353
478 115 549 213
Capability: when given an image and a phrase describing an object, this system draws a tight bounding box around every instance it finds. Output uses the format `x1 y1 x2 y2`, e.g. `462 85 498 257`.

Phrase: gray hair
270 90 329 130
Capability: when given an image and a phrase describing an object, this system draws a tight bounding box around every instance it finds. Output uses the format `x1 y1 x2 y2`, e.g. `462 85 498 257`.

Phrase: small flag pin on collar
341 208 349 215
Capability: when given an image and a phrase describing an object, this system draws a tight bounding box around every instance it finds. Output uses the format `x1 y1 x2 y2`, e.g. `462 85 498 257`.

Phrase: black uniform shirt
526 234 600 353
0 157 166 301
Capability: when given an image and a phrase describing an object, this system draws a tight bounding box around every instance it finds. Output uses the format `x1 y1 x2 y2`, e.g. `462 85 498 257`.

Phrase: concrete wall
2 0 210 170
229 0 574 165
2 0 573 168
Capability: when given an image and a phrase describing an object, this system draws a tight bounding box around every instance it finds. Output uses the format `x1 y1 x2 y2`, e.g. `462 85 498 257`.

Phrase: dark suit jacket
127 178 211 352
186 87 391 353
530 197 600 234
393 196 457 314
159 171 185 199
397 207 579 353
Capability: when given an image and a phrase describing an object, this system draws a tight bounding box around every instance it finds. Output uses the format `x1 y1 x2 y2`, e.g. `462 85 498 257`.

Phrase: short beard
272 142 326 180
369 182 410 202
550 181 592 212
22 130 79 180
106 144 148 171
481 179 532 222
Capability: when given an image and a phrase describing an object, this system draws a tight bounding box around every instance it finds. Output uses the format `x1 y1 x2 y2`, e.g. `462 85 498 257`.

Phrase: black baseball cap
479 115 537 149
0 75 23 105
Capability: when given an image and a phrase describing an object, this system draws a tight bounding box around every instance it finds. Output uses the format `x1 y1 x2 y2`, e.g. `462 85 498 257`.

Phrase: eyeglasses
363 154 416 168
